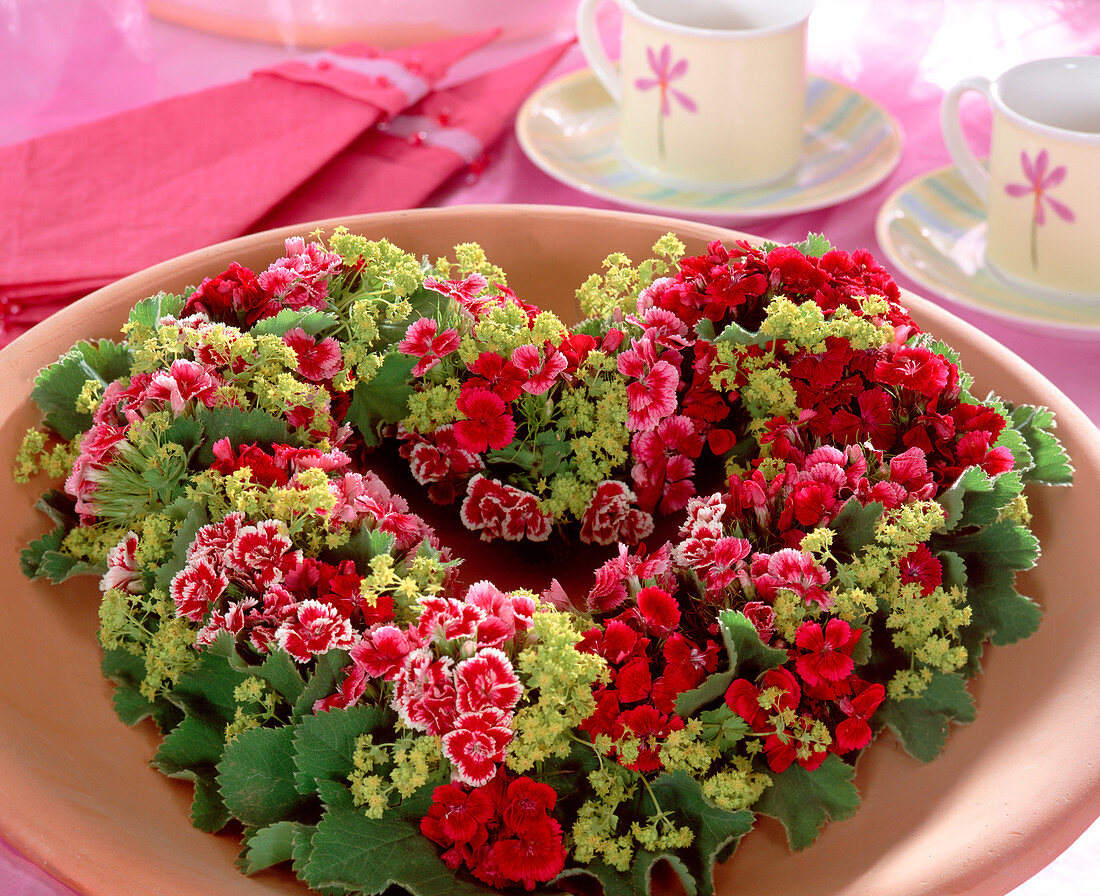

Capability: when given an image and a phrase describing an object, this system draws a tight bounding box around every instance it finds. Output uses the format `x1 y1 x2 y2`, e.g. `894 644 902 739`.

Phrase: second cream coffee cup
576 0 813 188
941 56 1100 301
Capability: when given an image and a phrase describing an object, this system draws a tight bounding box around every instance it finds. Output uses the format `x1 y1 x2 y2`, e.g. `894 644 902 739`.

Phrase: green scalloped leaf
346 352 416 447
167 638 249 724
714 321 769 348
292 704 391 795
293 649 352 722
644 770 754 896
719 609 789 677
152 714 226 781
238 821 307 874
191 777 232 832
322 526 396 568
938 467 1024 531
960 563 1042 649
19 523 102 582
30 339 133 439
218 724 312 828
633 852 695 896
877 671 976 762
699 706 752 753
757 233 833 259
204 634 307 708
828 499 884 561
192 407 294 466
152 714 232 833
938 518 1039 573
251 309 340 338
299 784 489 896
676 611 787 717
100 647 182 731
126 291 185 338
1009 404 1074 485
555 862 634 896
752 754 860 851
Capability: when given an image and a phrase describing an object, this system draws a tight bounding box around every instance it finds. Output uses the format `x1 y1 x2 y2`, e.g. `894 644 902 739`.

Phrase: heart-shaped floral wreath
15 228 1071 896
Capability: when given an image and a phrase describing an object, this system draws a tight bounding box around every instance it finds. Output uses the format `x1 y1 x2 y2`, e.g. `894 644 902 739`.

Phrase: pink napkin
0 31 497 336
253 41 572 230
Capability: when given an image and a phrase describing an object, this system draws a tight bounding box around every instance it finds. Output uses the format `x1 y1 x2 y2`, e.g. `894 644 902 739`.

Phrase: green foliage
555 862 635 896
1009 404 1074 485
758 233 832 259
292 649 353 722
940 518 1039 573
152 714 232 832
238 821 308 874
676 611 787 717
20 523 101 582
251 309 340 338
752 754 860 851
218 724 312 828
939 465 1027 532
30 339 132 438
205 633 306 708
877 671 976 762
167 639 248 723
346 352 416 446
713 321 770 348
828 499 884 560
292 705 390 795
298 784 490 896
153 503 209 592
126 291 185 339
645 771 754 896
191 407 293 466
323 526 396 568
100 647 182 731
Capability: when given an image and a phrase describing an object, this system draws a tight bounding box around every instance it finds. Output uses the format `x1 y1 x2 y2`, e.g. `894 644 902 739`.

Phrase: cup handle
576 0 622 104
940 76 993 203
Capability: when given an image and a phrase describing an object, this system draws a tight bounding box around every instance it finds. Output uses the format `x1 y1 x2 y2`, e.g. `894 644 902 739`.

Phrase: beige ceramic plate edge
875 163 1100 337
516 69 903 218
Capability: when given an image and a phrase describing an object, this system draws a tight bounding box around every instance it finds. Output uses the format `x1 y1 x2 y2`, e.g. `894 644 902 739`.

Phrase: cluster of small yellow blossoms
12 427 83 483
575 234 686 319
570 764 694 872
506 604 608 774
225 676 283 742
349 732 445 819
759 295 896 354
432 241 510 290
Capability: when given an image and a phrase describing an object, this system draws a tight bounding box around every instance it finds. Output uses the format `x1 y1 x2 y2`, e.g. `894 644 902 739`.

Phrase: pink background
1 1 1097 894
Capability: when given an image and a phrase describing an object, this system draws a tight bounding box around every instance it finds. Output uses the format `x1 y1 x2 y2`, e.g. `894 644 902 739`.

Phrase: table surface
1 1 1097 894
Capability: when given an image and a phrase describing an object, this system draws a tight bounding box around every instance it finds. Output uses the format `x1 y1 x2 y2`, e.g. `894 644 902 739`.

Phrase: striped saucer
875 164 1100 337
516 69 902 220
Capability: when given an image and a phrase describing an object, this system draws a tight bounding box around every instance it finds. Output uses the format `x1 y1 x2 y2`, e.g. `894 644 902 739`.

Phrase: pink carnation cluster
169 512 374 659
321 581 535 787
182 236 342 326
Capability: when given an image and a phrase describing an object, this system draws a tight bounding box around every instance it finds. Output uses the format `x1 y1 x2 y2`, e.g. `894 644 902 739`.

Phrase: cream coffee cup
941 56 1100 301
576 0 813 188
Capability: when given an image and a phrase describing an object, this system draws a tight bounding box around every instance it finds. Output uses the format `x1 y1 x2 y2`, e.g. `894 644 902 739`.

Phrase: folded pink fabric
253 41 572 230
0 30 496 336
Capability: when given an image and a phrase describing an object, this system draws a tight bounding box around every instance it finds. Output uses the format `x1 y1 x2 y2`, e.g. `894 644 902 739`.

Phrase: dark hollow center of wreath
364 439 731 601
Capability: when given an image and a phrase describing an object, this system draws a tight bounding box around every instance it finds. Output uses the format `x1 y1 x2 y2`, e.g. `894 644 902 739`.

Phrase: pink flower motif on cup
634 44 697 158
1004 149 1075 269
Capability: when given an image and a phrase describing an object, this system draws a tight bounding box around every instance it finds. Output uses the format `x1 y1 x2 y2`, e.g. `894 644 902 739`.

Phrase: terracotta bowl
145 0 576 48
0 206 1097 896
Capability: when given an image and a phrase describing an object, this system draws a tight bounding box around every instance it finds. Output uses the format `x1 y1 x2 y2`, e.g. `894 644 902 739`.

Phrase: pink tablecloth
1 1 1097 894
